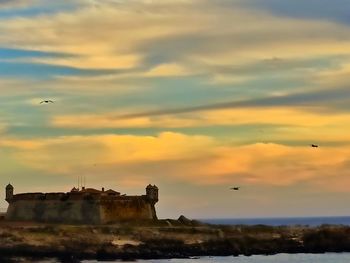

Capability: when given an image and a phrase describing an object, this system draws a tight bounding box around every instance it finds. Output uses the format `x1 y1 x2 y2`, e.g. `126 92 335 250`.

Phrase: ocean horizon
2 209 350 227
198 216 350 226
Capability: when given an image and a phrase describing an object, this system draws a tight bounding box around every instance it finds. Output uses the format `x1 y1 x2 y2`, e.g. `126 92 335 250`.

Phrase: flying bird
230 187 240 191
40 100 54 104
311 144 319 148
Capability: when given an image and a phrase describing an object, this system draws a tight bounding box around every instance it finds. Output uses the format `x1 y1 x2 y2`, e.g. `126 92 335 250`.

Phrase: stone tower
5 183 13 202
146 184 158 205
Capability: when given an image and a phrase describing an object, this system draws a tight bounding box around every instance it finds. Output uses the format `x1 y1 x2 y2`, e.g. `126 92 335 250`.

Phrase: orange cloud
2 132 350 193
190 143 349 186
1 132 215 173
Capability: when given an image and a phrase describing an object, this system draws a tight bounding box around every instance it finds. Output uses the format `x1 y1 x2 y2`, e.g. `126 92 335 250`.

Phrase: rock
178 215 193 225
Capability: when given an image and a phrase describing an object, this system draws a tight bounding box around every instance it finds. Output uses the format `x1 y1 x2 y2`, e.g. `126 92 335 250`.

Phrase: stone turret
5 183 13 203
146 184 158 205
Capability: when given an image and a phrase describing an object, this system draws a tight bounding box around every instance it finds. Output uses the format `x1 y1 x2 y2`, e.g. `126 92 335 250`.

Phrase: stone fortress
4 183 158 224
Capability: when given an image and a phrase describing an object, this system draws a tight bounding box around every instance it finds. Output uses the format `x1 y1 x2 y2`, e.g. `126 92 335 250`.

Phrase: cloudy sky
1 0 350 218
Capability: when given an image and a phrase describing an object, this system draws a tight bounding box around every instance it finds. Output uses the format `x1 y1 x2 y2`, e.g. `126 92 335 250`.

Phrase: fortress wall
6 199 101 224
6 200 38 221
5 194 157 224
45 193 66 200
100 197 156 223
13 193 44 201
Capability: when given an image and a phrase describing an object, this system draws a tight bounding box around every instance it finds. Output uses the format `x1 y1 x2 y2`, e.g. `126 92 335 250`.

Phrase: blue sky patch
240 0 350 25
0 47 71 59
0 61 117 79
0 1 79 19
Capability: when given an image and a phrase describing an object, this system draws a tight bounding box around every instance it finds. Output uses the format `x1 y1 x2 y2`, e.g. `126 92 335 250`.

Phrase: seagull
230 187 240 190
40 100 54 104
311 144 319 148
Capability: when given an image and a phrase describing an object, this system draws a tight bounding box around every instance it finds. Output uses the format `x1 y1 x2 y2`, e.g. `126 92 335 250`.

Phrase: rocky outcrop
0 220 350 262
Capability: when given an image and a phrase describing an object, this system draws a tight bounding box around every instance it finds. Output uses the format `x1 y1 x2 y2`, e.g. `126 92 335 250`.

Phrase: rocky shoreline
1 216 350 262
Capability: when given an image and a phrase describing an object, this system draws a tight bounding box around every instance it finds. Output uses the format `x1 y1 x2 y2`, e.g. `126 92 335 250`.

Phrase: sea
199 216 350 226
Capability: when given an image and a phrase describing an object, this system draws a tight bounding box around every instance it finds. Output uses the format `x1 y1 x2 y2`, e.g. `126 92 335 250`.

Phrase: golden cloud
51 107 350 142
192 143 349 186
144 63 192 77
2 132 215 172
2 132 350 192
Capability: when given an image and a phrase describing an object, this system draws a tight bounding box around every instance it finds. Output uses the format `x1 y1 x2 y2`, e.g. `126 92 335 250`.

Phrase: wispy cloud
111 87 350 119
238 0 350 25
1 0 350 76
0 0 37 9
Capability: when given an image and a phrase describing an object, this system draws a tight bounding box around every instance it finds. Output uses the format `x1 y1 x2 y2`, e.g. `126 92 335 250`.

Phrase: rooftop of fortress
6 184 159 203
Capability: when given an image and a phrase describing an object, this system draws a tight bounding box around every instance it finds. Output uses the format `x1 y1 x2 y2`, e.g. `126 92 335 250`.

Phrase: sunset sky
1 0 350 218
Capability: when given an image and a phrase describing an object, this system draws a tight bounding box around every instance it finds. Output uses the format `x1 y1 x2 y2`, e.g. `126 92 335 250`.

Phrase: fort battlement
4 184 159 224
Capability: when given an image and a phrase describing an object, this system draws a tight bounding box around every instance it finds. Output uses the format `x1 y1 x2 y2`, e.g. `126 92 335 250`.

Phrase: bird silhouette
40 100 54 104
230 187 240 190
311 144 319 148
